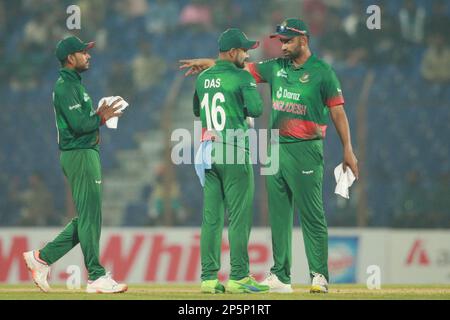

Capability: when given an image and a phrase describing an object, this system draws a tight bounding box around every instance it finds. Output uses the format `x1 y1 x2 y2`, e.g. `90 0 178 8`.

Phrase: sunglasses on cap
276 25 307 35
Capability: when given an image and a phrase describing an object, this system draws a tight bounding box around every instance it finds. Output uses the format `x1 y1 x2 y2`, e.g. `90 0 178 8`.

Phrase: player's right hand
343 148 359 180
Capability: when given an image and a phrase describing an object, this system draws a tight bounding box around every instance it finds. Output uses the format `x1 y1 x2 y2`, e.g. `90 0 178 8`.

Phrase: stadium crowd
0 0 448 227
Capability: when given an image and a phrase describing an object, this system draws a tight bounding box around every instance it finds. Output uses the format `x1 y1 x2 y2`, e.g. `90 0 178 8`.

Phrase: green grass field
1 284 449 300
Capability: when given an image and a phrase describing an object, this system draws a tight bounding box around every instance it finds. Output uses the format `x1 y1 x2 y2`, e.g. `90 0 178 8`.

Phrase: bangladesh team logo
299 73 310 83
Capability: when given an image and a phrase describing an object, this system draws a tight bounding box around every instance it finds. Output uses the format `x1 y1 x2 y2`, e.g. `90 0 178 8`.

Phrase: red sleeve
246 62 265 83
326 96 345 108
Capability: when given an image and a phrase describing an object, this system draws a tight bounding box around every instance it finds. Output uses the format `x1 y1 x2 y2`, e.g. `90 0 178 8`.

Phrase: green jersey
247 55 344 143
193 59 263 148
52 68 101 151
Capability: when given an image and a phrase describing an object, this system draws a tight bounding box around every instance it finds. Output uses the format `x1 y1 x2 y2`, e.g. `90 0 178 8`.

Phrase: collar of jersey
215 59 238 69
60 67 82 82
288 54 316 70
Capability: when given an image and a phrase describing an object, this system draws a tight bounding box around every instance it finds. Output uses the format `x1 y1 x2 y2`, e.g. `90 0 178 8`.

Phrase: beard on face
75 59 90 73
283 47 301 60
76 65 89 73
235 59 245 69
282 37 305 60
234 53 247 69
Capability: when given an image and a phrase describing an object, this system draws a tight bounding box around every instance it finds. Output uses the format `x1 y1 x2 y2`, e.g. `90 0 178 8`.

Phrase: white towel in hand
194 140 213 187
334 163 356 199
97 96 129 129
246 117 255 128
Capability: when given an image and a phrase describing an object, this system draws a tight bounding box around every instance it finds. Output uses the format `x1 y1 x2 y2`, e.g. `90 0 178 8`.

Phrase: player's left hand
343 148 359 180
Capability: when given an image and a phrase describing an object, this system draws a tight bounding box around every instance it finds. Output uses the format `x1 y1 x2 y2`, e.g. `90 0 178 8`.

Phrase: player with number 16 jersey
193 28 268 294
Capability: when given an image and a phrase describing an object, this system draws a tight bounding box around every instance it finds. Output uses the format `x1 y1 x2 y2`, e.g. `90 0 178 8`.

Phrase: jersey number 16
200 92 226 131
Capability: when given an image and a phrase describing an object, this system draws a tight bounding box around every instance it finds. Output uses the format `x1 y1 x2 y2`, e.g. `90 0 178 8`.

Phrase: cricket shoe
23 250 51 293
260 272 293 293
201 279 225 294
310 273 328 293
86 272 128 293
226 275 270 294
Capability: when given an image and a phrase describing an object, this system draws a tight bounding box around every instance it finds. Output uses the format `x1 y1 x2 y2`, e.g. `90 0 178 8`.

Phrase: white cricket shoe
86 272 128 293
23 250 51 293
260 272 293 293
310 273 328 293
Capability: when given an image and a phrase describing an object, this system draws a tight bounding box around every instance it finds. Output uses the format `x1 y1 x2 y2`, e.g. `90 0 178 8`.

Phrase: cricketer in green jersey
194 28 269 294
23 36 127 294
180 18 359 294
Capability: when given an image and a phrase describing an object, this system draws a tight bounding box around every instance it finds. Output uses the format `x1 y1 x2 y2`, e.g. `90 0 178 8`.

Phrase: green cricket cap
218 28 259 52
270 18 309 39
55 36 95 62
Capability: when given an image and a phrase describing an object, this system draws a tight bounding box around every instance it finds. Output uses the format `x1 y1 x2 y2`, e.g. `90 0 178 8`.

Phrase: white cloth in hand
334 163 356 199
246 117 255 128
97 96 129 129
194 140 213 187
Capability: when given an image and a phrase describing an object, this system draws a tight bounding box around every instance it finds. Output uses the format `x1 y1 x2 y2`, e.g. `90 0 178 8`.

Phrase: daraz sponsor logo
276 87 301 101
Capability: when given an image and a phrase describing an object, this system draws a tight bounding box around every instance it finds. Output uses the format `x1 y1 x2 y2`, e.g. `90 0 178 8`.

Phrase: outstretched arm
179 58 215 76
